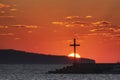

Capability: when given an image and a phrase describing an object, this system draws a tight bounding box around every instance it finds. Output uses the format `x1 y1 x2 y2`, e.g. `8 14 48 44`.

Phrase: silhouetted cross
70 38 80 64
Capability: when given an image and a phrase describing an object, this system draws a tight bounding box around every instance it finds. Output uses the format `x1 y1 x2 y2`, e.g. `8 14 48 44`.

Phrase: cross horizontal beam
70 44 80 46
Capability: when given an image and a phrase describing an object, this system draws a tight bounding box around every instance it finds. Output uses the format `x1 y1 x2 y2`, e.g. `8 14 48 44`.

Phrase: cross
70 38 80 64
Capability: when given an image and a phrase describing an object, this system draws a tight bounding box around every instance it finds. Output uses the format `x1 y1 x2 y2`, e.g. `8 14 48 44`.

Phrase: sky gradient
0 0 120 63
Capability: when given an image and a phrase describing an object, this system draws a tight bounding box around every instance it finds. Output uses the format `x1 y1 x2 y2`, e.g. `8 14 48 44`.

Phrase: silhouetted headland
0 49 94 64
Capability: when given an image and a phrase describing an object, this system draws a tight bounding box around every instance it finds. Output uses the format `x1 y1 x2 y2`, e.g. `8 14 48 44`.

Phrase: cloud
0 24 41 40
0 25 8 29
7 25 41 29
0 16 15 18
0 3 10 9
65 16 80 19
114 29 120 33
52 16 120 40
89 28 114 33
52 16 95 27
0 25 41 30
85 16 93 19
0 25 40 37
52 21 74 27
0 11 5 14
92 21 112 27
25 25 40 29
90 20 120 34
62 39 83 44
0 3 17 22
10 8 17 12
27 31 33 33
52 22 64 25
14 37 20 40
54 16 114 28
0 33 14 36
52 16 114 28
89 22 120 39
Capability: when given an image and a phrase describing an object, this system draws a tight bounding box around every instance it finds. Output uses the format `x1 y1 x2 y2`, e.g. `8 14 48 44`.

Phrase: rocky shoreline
48 63 120 74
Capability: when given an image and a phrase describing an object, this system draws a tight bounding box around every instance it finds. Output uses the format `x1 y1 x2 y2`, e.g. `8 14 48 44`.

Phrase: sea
0 64 120 80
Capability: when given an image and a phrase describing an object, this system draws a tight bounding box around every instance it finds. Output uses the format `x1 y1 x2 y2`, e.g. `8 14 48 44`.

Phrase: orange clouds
0 3 10 9
0 25 41 41
0 26 8 29
66 16 80 19
0 16 15 18
52 16 120 41
114 29 120 33
90 21 120 38
11 25 41 29
52 16 94 27
52 21 74 27
0 3 17 23
0 3 18 25
0 3 17 10
10 8 17 12
52 16 91 28
85 16 93 19
52 21 62 25
92 21 112 27
0 33 14 36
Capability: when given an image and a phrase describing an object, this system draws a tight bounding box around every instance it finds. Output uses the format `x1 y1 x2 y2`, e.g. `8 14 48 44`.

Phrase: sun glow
68 53 81 58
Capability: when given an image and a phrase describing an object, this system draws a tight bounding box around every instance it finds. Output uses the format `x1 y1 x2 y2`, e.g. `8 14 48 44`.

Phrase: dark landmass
0 49 70 64
0 49 95 64
48 63 120 74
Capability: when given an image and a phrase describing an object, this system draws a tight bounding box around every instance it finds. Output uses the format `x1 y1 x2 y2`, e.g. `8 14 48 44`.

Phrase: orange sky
0 0 120 63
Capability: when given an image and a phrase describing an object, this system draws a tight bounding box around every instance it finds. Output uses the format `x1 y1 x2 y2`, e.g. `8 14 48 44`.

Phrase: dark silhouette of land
0 49 94 64
48 63 120 74
0 49 68 64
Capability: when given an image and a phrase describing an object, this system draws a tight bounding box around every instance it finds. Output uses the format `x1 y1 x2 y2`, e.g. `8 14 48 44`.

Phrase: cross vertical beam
70 38 80 64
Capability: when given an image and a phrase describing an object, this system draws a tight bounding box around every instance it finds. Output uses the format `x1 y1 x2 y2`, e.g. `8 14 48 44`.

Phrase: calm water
0 64 120 80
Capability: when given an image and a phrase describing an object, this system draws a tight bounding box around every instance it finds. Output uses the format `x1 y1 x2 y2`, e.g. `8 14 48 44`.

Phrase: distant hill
0 49 95 64
0 49 71 64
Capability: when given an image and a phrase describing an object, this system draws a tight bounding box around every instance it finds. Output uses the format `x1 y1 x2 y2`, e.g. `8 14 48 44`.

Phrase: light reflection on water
0 64 120 80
